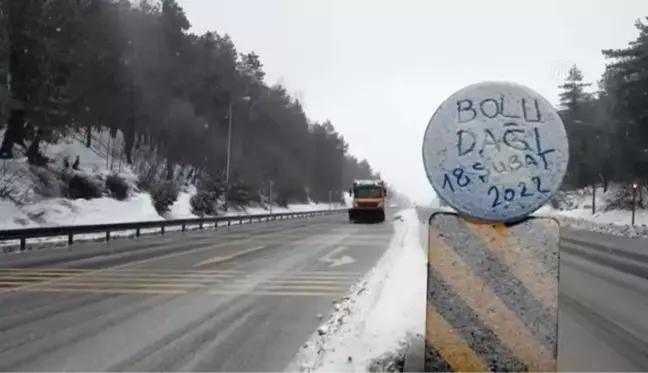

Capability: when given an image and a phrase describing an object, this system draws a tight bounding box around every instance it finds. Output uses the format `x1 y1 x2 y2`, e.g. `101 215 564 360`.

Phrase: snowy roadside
287 208 426 372
433 204 648 239
533 206 648 239
0 190 349 251
0 128 351 235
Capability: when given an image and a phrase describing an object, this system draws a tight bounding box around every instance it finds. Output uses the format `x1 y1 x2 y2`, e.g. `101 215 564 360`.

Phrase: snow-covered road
288 209 425 372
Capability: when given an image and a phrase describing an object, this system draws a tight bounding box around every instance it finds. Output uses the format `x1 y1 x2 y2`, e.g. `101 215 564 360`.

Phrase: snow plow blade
348 208 385 223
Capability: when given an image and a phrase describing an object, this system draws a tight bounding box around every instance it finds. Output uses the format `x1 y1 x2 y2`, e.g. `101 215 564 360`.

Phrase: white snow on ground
0 193 349 249
0 126 351 231
545 207 648 238
18 193 162 227
165 185 199 220
288 208 426 372
0 128 351 251
425 187 648 239
165 185 350 221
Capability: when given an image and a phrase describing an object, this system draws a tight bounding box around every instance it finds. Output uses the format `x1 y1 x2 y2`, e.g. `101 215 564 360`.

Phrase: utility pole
224 99 233 212
269 180 274 214
223 96 251 213
328 190 332 211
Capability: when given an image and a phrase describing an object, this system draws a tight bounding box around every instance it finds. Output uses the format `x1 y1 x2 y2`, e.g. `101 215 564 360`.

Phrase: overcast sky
180 0 648 203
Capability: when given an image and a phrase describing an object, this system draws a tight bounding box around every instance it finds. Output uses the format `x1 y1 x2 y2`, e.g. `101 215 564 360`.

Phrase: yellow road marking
208 290 340 297
426 303 489 372
219 284 348 291
0 268 361 276
0 275 101 281
0 277 354 288
24 282 206 288
466 222 558 313
428 228 556 371
194 245 267 267
0 221 335 294
17 287 184 294
243 278 353 284
0 268 89 273
0 272 359 280
13 287 343 297
0 272 360 284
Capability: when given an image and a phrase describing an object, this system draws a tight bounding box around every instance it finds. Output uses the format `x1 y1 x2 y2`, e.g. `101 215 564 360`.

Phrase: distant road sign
422 81 569 222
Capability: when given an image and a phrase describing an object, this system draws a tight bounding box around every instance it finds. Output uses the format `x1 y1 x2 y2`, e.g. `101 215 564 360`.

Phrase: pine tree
602 18 648 185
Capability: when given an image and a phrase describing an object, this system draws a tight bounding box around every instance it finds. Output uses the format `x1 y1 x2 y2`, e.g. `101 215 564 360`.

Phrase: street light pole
632 182 638 226
269 180 273 214
224 99 233 212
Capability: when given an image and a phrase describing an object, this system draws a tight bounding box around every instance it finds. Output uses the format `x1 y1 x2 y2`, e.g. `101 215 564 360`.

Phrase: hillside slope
0 129 349 230
0 0 380 231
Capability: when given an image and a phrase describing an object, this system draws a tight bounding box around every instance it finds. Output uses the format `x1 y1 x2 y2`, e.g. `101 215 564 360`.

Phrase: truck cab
348 179 387 223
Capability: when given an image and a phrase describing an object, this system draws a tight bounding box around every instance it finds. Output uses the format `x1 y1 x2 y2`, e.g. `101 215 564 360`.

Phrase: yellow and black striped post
425 211 560 372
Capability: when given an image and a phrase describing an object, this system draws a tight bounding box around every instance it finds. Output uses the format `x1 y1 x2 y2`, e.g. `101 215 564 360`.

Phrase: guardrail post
421 81 568 372
68 233 73 246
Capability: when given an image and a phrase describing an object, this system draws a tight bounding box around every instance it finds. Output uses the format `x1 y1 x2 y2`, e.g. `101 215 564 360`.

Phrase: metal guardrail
0 208 346 251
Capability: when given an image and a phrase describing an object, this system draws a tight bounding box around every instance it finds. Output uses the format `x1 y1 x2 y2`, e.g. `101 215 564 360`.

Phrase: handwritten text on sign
441 95 556 208
422 81 568 221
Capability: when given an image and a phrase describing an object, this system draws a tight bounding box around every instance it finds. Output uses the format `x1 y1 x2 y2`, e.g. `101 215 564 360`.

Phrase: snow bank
289 208 426 372
544 207 648 238
165 185 199 220
0 126 351 231
425 188 648 239
0 187 347 232
20 193 162 227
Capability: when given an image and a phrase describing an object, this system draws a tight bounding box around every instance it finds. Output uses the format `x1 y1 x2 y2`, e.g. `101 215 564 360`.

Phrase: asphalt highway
0 212 395 372
416 207 648 372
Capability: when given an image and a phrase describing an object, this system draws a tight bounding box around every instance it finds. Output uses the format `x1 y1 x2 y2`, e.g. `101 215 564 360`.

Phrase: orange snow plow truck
348 179 387 223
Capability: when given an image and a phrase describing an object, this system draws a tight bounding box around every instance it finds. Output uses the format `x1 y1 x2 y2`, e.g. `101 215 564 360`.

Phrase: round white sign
422 81 569 222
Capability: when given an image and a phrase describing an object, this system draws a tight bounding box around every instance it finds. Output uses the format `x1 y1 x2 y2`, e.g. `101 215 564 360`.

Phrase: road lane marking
12 287 345 297
0 276 355 287
17 282 206 288
0 220 336 294
218 284 349 291
0 268 362 278
16 287 184 294
0 268 88 272
194 245 267 267
12 287 342 296
0 268 363 294
209 290 341 297
319 246 355 268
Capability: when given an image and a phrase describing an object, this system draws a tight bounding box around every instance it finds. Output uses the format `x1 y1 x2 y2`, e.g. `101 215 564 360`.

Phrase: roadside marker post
421 81 568 372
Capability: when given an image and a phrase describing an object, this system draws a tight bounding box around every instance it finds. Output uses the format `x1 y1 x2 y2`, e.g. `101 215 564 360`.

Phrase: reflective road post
421 81 569 372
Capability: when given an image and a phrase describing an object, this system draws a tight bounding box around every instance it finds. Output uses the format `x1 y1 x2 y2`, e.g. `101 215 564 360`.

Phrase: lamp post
224 95 251 212
632 182 638 226
269 180 274 214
